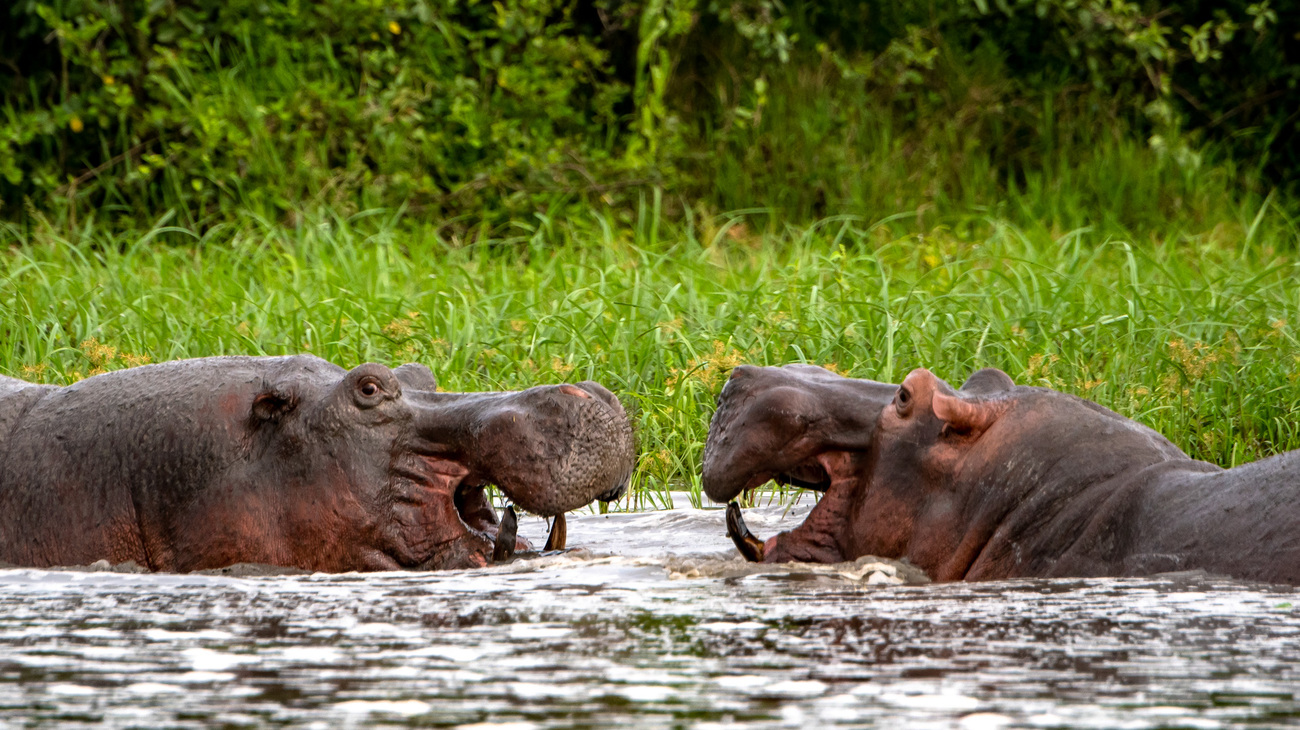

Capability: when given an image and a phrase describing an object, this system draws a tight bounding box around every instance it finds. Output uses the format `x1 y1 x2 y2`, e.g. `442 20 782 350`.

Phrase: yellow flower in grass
79 338 116 368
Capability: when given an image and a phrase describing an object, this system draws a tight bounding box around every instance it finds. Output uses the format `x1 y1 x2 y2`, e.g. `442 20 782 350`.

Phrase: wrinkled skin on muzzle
0 355 634 573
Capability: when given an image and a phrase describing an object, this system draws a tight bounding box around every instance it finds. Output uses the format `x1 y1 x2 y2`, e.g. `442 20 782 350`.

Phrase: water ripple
1 499 1298 727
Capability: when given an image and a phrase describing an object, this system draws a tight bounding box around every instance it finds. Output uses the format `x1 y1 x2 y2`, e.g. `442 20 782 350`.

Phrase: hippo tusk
493 505 519 562
726 502 765 562
544 513 567 551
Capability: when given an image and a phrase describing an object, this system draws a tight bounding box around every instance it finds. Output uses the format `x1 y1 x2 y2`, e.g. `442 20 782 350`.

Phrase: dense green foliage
2 211 1298 504
3 1 1299 505
2 0 1297 232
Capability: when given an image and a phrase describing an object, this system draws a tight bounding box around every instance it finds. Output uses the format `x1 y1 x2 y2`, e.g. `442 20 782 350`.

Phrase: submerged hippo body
704 364 1300 585
0 356 634 572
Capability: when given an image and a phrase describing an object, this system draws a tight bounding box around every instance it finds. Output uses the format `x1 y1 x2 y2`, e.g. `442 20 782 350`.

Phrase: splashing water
1 495 1298 728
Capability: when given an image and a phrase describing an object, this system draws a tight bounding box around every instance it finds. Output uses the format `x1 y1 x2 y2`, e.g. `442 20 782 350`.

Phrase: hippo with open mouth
0 355 634 572
704 363 1300 585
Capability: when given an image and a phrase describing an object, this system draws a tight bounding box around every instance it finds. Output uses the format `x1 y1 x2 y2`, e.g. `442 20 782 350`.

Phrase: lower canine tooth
544 513 567 551
493 505 519 562
726 502 765 562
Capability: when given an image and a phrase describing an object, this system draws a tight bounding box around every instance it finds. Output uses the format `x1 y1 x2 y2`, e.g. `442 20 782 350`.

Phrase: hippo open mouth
392 379 635 570
701 364 896 564
703 362 1300 586
716 451 863 564
703 364 1037 573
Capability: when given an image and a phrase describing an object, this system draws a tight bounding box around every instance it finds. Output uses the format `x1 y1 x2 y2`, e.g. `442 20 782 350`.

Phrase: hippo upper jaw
401 383 635 513
702 364 896 504
375 381 634 569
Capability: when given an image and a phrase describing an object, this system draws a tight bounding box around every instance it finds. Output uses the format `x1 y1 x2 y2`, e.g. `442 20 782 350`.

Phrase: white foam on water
77 645 132 659
71 627 120 640
699 621 767 632
124 682 184 695
508 624 572 640
345 622 416 638
404 645 493 662
879 692 982 711
143 628 236 642
279 646 342 664
334 699 431 715
46 683 97 696
610 684 675 702
715 675 772 689
762 680 828 698
959 713 1016 729
2 494 1299 728
174 671 236 683
609 668 693 685
505 681 583 701
183 647 258 671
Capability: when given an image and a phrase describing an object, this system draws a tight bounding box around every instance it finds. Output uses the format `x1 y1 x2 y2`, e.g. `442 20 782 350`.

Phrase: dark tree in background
1 0 1295 232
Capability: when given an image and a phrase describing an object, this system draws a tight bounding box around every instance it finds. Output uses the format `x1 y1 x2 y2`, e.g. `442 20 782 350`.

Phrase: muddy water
2 496 1300 728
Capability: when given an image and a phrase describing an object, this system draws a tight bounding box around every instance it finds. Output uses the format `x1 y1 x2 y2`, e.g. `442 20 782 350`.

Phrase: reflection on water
2 496 1299 728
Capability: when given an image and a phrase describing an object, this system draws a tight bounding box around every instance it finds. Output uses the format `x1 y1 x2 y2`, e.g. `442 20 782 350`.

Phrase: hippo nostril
557 384 592 399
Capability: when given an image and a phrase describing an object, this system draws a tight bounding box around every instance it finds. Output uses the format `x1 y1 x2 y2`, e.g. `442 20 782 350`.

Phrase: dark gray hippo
0 355 634 572
704 363 1300 585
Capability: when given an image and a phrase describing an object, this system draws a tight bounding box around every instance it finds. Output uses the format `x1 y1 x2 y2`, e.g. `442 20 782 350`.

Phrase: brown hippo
0 355 634 572
704 363 1300 585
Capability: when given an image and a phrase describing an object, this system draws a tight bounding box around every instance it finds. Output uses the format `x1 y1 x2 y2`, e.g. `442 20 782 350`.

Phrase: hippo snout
464 384 636 516
564 381 631 502
702 363 897 504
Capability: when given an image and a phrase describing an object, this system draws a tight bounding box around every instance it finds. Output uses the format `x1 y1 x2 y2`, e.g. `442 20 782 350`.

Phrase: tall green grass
2 206 1299 508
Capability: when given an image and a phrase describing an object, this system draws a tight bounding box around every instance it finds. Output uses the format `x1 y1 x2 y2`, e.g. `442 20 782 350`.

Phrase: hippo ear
959 368 1015 396
931 391 1002 435
394 363 437 391
251 386 298 424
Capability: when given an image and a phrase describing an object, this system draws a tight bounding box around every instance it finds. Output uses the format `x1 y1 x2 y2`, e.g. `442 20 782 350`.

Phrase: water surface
2 496 1298 728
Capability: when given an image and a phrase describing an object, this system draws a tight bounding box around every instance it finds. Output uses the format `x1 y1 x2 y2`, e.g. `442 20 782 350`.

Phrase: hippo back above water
704 363 1300 585
0 355 635 572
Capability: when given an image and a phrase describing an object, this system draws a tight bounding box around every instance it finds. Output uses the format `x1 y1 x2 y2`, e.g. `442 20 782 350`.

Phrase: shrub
1 0 1295 232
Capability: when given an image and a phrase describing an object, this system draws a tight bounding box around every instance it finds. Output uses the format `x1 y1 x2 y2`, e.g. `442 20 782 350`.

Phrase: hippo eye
358 378 382 398
895 387 912 415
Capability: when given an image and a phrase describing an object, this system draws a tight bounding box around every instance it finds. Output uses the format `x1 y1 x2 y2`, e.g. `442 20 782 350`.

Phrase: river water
2 495 1299 728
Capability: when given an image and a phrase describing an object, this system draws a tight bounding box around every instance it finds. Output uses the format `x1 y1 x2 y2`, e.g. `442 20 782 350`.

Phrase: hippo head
703 364 1185 580
217 359 635 572
44 355 638 573
701 364 898 500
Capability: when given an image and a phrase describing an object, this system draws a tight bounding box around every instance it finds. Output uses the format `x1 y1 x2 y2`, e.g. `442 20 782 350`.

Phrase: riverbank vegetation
2 1 1299 503
3 209 1297 504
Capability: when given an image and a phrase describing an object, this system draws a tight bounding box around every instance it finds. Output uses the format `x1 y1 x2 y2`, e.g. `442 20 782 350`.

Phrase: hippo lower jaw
391 379 634 570
381 454 527 570
724 452 851 564
395 483 563 570
725 503 848 564
390 451 627 572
